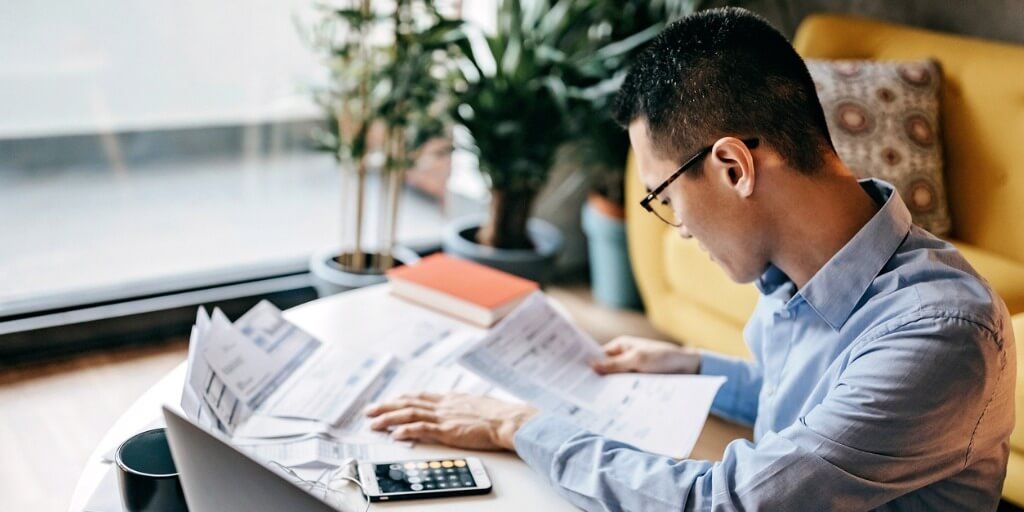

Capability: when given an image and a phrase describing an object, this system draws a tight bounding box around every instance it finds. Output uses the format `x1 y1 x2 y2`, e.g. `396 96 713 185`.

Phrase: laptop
162 405 345 512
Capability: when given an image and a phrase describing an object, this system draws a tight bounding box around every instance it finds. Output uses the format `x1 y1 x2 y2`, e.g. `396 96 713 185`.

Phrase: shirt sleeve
513 315 1003 512
697 351 762 426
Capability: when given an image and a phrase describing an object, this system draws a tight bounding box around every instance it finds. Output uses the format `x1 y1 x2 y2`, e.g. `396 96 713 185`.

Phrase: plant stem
353 159 367 271
351 0 372 272
478 188 535 250
383 127 406 270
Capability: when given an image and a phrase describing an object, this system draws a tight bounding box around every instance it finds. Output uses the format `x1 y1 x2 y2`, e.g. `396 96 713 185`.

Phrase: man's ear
708 137 756 198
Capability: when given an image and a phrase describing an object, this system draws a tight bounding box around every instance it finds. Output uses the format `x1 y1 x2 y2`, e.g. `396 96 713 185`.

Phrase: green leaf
591 23 662 61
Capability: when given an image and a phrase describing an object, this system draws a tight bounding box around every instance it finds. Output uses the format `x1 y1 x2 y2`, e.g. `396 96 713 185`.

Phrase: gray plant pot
442 215 564 284
308 246 420 298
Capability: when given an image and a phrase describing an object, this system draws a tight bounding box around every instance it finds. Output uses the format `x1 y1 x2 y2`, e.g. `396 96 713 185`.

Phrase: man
366 8 1015 510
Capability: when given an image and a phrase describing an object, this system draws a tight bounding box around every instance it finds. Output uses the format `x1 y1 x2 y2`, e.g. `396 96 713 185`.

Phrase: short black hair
613 7 835 174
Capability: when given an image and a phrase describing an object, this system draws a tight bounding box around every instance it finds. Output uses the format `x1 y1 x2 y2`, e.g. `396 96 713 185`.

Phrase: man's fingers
603 339 626 356
391 421 442 442
593 353 637 374
369 407 438 431
398 392 442 403
365 398 436 417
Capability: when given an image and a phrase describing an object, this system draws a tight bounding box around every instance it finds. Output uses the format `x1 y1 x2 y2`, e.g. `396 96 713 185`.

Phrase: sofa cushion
806 58 952 236
952 240 1024 315
661 231 760 328
657 234 1024 316
1010 314 1024 451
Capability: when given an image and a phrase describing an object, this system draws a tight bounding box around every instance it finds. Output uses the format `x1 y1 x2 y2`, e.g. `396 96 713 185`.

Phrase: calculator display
374 459 476 493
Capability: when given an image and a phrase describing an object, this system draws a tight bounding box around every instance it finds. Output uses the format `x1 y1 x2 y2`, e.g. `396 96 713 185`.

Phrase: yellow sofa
624 14 1024 503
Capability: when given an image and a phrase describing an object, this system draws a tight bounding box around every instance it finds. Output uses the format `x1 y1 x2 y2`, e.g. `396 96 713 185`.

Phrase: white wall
0 1 323 138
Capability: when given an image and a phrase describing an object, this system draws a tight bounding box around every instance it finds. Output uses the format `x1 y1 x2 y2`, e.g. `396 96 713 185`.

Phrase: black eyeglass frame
639 138 760 226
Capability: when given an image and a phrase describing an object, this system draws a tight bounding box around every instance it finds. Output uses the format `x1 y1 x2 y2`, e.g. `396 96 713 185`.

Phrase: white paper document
235 434 413 467
264 347 394 425
182 308 247 430
179 299 482 445
458 293 725 458
203 302 321 409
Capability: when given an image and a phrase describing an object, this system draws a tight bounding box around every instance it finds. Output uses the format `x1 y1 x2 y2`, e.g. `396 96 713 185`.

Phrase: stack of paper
180 301 491 468
180 292 726 467
181 302 327 433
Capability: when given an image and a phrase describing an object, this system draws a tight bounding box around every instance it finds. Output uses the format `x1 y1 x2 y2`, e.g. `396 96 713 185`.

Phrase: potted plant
303 0 465 296
441 0 607 283
565 0 711 307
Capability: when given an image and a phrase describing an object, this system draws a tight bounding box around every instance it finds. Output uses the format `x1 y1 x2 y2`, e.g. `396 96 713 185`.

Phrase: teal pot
442 215 564 284
309 246 420 298
582 196 641 309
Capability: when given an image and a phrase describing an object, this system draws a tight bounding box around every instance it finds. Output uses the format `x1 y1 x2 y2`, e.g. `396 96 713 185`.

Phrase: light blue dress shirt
515 179 1016 511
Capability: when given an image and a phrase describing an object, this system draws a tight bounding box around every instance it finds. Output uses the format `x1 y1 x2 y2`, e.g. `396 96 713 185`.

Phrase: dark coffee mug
115 428 189 512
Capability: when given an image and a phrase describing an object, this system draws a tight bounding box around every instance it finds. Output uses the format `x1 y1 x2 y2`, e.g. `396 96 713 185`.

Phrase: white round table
69 285 749 511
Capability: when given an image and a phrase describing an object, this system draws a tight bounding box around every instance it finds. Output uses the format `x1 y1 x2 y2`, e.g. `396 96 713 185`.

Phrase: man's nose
677 224 693 239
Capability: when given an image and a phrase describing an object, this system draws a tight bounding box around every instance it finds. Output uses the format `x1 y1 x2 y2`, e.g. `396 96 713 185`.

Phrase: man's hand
365 392 538 451
592 336 701 375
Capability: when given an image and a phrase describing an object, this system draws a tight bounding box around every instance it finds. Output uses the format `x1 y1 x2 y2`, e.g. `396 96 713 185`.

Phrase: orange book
386 253 539 327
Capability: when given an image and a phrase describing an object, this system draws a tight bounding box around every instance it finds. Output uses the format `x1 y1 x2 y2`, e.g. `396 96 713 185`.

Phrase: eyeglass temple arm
643 137 760 204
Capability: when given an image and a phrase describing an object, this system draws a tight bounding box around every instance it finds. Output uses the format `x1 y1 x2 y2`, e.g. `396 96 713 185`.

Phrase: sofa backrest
793 14 1024 263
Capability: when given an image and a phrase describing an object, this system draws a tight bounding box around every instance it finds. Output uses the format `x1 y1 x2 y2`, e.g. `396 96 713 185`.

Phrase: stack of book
386 253 538 327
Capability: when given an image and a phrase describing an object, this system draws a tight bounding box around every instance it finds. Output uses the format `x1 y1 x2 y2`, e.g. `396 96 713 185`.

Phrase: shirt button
778 309 793 319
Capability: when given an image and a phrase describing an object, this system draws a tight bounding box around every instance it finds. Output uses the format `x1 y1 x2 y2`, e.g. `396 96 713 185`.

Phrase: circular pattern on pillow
898 63 933 87
876 87 896 103
907 178 938 214
881 147 902 166
833 61 863 78
835 100 875 135
903 112 936 148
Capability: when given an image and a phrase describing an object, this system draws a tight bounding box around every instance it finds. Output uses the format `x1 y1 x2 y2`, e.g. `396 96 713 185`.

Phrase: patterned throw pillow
806 59 951 236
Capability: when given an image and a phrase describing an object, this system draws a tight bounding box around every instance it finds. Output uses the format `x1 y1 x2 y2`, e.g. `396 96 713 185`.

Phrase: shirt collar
757 179 913 331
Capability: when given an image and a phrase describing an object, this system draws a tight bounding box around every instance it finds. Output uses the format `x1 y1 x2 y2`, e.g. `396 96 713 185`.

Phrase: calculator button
453 460 466 467
425 483 436 489
410 483 424 491
448 474 459 481
429 461 441 468
438 482 447 488
391 464 402 470
417 462 429 469
441 460 454 468
404 462 415 470
388 469 404 480
409 477 421 483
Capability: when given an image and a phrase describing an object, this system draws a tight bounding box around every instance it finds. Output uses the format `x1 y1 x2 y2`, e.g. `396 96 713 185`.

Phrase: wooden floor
0 338 188 511
0 284 673 512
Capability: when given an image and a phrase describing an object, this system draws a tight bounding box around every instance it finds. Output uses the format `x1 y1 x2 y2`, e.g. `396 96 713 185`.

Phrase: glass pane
648 198 680 226
0 1 448 315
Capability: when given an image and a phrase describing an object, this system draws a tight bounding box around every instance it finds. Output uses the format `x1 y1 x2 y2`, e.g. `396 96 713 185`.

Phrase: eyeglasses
639 138 760 226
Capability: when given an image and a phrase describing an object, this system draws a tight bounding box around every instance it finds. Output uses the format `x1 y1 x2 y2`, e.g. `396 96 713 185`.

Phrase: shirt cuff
698 350 742 378
513 412 584 475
